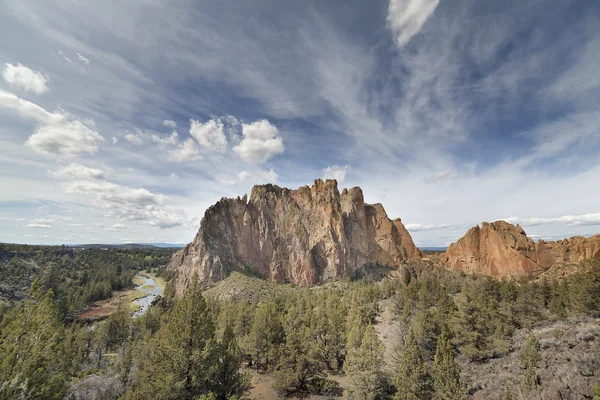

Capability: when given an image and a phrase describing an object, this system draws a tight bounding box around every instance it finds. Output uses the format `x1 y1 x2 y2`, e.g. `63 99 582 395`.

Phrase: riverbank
76 271 165 322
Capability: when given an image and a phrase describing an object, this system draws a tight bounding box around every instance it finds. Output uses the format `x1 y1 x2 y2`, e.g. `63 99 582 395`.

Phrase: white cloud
26 120 104 158
233 119 284 163
190 118 228 153
63 179 193 229
505 213 600 227
423 169 452 184
76 53 90 64
26 223 51 229
0 90 103 157
109 223 127 231
217 168 278 185
124 132 144 145
387 0 440 47
163 119 177 128
2 63 49 94
51 163 106 180
151 131 179 146
0 90 64 123
405 223 453 232
124 129 180 148
112 136 118 144
168 138 200 162
323 165 349 183
169 173 179 178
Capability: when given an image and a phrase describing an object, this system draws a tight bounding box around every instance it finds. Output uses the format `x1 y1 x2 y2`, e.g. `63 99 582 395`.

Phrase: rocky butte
170 179 422 295
444 220 600 279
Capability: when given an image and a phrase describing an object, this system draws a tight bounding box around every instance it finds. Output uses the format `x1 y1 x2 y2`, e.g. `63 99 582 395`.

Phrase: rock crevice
444 220 600 279
171 179 422 295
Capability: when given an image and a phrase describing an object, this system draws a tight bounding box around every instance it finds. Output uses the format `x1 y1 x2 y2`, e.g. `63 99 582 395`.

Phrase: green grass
204 271 285 302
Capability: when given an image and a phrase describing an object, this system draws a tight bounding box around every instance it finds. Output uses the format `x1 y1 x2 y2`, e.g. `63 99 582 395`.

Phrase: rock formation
170 179 422 295
444 220 600 279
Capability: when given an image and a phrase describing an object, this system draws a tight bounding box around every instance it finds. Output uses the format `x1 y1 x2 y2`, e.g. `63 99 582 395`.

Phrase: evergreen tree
521 334 541 390
125 275 217 399
102 300 131 350
344 324 385 400
0 291 71 399
207 324 250 399
432 328 462 400
394 329 433 400
247 300 284 371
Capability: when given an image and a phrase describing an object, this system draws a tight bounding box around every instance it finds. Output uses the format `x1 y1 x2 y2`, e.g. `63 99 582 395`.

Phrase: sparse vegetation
1 245 599 399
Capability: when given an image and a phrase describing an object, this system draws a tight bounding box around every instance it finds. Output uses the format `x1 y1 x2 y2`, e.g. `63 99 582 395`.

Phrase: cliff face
444 221 600 279
171 179 422 295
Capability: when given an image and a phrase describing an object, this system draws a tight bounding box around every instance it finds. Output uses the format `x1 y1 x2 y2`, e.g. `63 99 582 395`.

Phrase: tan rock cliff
171 179 422 295
444 221 600 279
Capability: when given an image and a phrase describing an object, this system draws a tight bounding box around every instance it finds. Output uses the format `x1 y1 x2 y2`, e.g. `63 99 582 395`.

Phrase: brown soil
76 288 144 322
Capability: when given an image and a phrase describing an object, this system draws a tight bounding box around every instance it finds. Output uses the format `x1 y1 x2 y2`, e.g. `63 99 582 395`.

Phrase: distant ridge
419 247 447 251
70 243 185 249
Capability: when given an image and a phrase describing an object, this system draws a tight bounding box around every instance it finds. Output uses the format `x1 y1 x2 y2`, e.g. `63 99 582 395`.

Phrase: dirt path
373 298 403 372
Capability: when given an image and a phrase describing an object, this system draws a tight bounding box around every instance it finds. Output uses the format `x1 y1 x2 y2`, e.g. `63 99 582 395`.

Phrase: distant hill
70 243 185 249
419 246 447 251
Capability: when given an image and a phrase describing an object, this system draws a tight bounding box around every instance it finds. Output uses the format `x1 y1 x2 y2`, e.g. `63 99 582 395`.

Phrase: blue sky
1 0 599 247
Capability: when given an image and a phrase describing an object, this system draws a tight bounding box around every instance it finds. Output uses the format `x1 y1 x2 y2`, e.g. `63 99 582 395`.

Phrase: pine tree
102 300 131 350
207 324 250 399
521 334 541 390
0 290 71 399
248 300 284 371
394 329 433 400
124 275 217 399
432 328 462 400
344 324 385 400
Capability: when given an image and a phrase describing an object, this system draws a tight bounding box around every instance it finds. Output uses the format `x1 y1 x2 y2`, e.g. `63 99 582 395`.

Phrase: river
132 274 163 317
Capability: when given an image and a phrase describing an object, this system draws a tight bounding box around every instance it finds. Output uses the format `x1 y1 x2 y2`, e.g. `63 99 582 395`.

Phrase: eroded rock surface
444 221 600 279
171 179 421 295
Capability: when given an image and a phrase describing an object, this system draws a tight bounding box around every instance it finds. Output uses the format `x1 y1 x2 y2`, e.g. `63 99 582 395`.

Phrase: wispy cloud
505 213 600 227
423 169 452 184
387 0 439 47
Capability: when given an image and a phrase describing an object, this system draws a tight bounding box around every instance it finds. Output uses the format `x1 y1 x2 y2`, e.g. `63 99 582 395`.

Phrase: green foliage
0 243 174 319
433 328 462 400
124 276 247 399
569 260 600 316
344 324 386 400
206 324 250 399
592 383 600 400
521 334 541 390
102 301 132 350
2 244 600 399
451 281 514 361
393 329 433 400
0 291 78 399
248 300 285 371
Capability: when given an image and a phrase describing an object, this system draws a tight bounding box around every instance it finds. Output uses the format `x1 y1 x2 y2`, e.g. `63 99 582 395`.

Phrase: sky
0 0 599 247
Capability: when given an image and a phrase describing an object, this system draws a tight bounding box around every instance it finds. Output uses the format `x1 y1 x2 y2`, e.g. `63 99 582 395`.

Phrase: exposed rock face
171 179 422 295
444 221 600 279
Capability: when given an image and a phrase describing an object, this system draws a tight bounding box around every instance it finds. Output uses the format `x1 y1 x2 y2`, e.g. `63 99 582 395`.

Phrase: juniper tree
521 334 541 390
432 328 462 400
344 324 385 400
394 328 433 400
